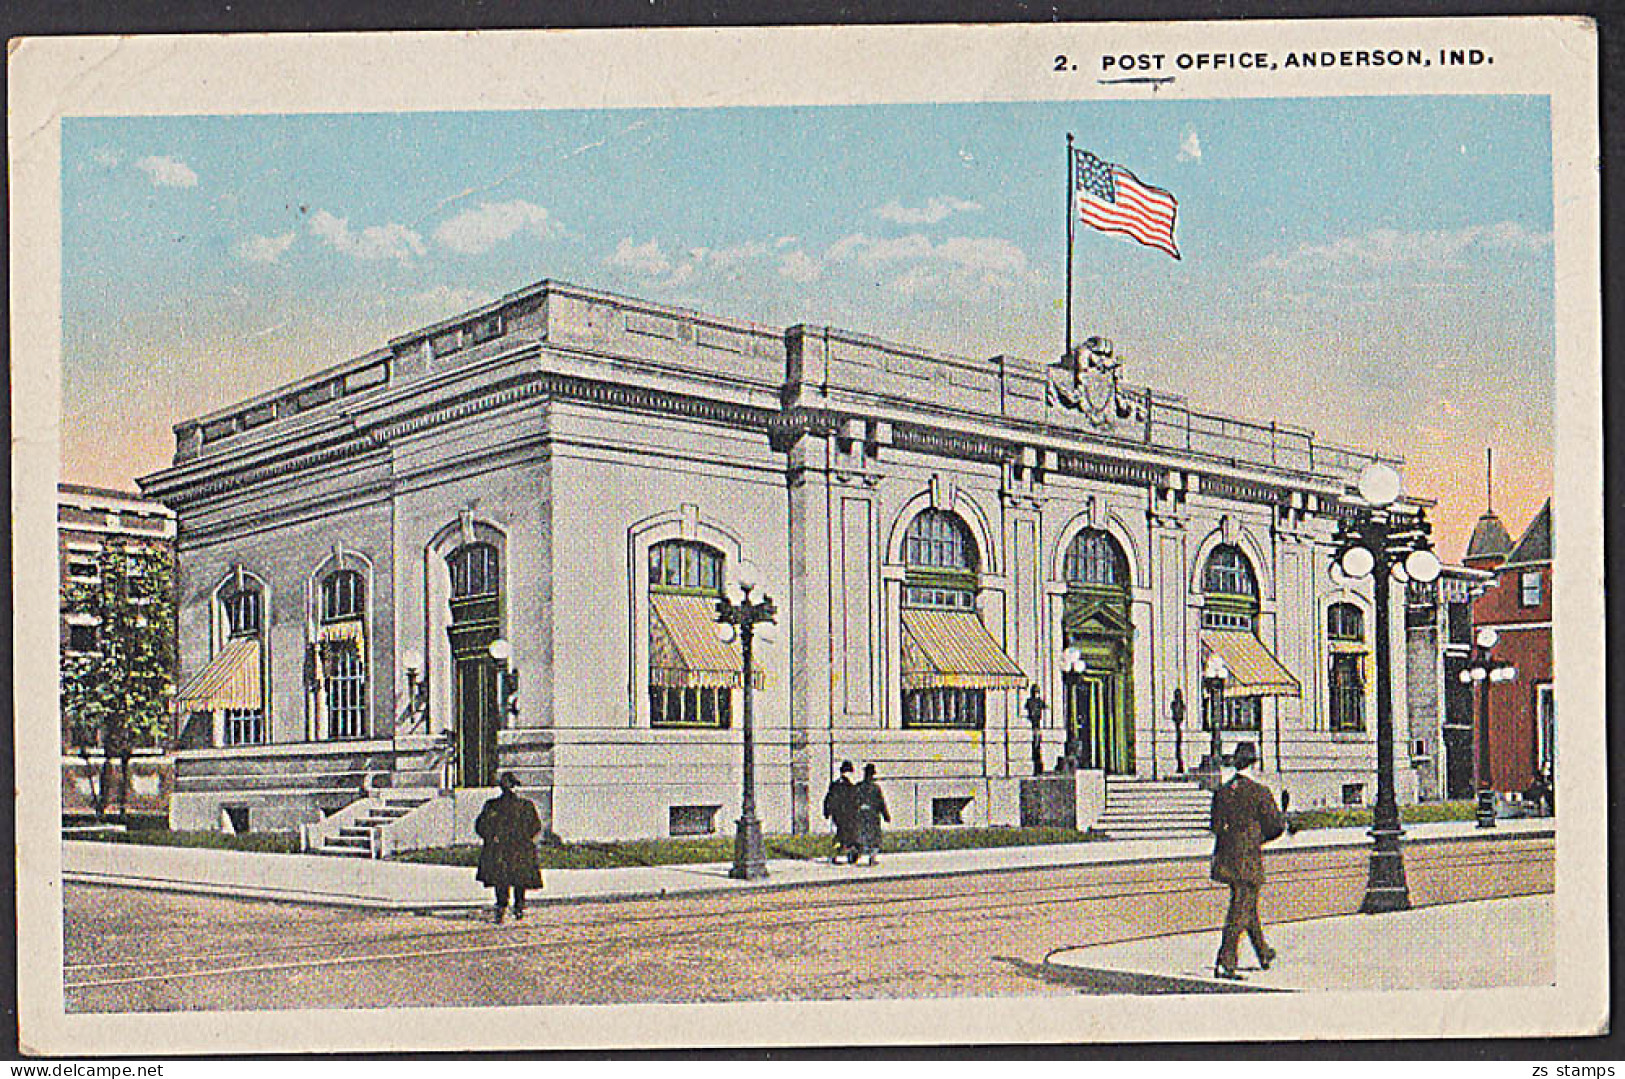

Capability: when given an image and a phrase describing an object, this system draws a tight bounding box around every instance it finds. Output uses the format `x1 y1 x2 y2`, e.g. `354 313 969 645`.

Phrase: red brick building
1463 498 1553 799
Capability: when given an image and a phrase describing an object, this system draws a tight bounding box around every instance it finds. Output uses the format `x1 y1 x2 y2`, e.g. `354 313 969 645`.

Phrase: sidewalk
61 817 1553 911
1043 893 1554 993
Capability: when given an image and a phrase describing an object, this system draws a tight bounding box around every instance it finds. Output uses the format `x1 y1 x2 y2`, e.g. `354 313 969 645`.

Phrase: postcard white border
10 18 1604 1053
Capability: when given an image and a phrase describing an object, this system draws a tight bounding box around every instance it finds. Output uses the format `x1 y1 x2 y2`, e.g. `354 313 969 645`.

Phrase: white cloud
135 155 198 188
1263 222 1552 272
1178 129 1202 162
607 238 673 277
778 250 822 283
308 210 426 265
823 231 1040 297
433 200 559 255
873 196 981 225
234 232 297 264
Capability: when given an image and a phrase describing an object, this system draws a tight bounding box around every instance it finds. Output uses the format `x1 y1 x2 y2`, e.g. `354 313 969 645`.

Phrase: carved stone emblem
1049 335 1122 428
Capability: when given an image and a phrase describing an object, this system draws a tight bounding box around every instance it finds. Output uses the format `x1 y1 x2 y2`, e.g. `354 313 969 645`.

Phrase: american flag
1074 149 1180 260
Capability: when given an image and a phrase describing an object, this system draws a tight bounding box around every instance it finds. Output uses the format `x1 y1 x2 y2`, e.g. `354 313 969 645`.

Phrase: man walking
855 763 890 866
822 760 861 864
475 772 544 923
1209 741 1288 980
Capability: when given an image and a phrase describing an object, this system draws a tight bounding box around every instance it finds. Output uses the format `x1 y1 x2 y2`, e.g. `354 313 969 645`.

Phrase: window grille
448 543 501 598
222 709 265 746
1329 653 1365 731
902 687 986 729
321 569 365 622
223 589 262 638
649 541 723 594
904 509 978 572
324 644 367 739
1203 544 1258 598
1064 529 1128 588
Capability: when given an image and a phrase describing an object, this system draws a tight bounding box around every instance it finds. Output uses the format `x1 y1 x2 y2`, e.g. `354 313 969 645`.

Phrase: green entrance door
1061 597 1135 775
452 656 500 788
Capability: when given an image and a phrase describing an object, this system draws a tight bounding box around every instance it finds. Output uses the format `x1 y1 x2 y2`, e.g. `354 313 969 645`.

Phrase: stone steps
308 794 434 859
1097 776 1213 841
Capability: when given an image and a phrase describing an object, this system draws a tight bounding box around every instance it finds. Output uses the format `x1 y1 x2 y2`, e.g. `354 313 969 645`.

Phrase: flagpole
1065 132 1075 360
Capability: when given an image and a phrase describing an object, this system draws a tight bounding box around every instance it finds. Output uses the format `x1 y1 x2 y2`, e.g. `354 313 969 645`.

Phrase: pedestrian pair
822 761 889 866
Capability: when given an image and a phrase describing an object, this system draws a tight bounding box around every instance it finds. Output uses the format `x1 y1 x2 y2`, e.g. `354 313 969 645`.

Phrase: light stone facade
142 278 1424 840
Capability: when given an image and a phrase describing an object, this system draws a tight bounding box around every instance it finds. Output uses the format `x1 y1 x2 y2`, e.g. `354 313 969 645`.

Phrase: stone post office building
141 278 1425 843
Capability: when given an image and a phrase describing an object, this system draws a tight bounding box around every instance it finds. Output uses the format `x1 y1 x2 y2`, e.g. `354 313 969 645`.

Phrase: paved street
63 834 1553 1012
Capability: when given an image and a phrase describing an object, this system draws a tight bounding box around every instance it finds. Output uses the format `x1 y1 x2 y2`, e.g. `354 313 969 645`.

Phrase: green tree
60 539 176 820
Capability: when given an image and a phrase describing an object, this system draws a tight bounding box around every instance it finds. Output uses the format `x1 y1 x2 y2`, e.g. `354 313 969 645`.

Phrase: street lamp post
714 562 775 881
1171 688 1186 774
1333 462 1442 915
1059 647 1089 770
1460 627 1516 829
1201 653 1231 775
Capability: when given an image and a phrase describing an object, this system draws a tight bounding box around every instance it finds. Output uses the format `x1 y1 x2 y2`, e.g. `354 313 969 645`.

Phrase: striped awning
650 592 763 690
1201 630 1301 698
175 637 262 711
900 608 1026 691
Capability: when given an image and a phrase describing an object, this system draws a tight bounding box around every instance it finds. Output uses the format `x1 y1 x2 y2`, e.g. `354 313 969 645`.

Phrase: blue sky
61 96 1554 558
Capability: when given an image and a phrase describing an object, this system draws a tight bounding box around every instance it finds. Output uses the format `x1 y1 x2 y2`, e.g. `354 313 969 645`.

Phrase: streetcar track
64 844 1552 993
63 843 1547 978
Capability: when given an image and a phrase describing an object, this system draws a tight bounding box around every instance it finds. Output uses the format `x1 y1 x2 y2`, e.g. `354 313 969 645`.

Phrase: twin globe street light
713 560 776 881
1333 462 1442 915
1460 627 1517 829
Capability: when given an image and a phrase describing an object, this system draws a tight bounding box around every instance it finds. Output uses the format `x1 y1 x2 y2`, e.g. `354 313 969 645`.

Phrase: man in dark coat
822 760 861 864
475 772 544 923
855 763 890 866
1209 741 1288 979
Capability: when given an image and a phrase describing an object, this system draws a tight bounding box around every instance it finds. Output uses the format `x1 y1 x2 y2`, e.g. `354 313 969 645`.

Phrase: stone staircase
307 792 435 858
1096 776 1212 840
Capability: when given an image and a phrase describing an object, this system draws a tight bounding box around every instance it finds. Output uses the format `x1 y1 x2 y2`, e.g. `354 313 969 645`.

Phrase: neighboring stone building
58 483 177 818
1467 498 1554 801
1405 564 1492 801
139 278 1436 843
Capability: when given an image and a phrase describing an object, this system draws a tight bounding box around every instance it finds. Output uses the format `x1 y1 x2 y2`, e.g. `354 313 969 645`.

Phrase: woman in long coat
475 772 544 922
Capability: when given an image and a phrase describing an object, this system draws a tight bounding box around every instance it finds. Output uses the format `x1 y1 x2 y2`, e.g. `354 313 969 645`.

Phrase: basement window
668 804 720 837
932 796 973 826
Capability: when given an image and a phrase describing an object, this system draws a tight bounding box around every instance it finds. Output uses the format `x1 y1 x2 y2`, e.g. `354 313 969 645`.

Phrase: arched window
1064 529 1129 590
448 542 501 599
222 586 263 640
216 578 266 745
1328 602 1364 641
902 509 987 728
903 509 978 611
320 569 365 623
1203 544 1258 599
317 568 368 740
1202 544 1261 732
1328 602 1366 732
648 540 732 728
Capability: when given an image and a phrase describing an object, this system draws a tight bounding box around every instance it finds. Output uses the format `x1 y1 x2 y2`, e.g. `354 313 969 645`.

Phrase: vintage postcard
10 19 1603 1054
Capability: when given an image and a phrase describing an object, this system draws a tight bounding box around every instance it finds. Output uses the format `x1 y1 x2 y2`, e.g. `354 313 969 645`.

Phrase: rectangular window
430 329 463 357
649 686 733 729
470 314 504 344
1329 653 1366 732
66 624 98 653
323 646 367 739
902 584 976 610
1520 570 1543 607
67 560 100 581
1341 783 1364 806
1201 608 1254 631
902 688 986 729
1202 695 1262 732
222 709 265 746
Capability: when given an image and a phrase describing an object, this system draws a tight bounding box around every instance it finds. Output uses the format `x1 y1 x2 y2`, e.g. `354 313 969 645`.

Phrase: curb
63 824 1554 912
